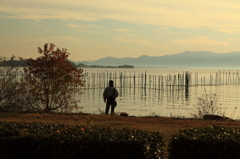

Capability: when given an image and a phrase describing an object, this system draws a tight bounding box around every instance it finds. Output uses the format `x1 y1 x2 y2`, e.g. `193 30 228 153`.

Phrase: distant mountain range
72 51 240 68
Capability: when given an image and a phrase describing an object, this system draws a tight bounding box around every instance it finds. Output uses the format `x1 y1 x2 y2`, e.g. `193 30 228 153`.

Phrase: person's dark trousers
105 101 115 115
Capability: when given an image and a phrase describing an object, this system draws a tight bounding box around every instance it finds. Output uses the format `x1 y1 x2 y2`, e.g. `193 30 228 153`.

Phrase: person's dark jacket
103 86 118 102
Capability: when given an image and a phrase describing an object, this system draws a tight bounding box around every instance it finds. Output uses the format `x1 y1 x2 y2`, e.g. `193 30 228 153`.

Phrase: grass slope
1 112 240 158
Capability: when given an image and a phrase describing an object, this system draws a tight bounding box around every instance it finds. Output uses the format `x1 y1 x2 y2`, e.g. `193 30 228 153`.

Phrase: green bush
168 126 240 159
0 122 165 159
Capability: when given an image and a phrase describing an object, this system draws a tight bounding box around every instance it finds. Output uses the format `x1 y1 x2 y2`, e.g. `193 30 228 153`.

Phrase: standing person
103 80 118 115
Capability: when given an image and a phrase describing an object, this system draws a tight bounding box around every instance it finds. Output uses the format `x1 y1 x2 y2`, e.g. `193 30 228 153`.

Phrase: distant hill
73 51 240 68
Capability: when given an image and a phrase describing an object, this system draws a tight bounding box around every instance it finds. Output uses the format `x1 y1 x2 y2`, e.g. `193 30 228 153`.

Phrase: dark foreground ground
1 112 240 158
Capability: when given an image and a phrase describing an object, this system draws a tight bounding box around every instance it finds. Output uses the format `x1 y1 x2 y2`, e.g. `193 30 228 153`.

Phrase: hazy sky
1 0 240 61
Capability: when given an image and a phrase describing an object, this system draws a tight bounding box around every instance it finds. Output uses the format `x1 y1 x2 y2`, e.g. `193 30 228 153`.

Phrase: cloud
112 29 128 32
216 26 240 34
61 36 84 42
96 45 115 49
1 0 240 31
19 36 84 43
20 38 49 42
67 24 80 28
115 38 155 46
171 37 229 46
67 23 105 33
76 29 104 33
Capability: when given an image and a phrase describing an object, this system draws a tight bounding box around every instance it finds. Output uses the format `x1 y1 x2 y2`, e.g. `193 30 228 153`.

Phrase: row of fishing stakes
194 70 240 86
82 70 240 91
83 71 190 91
1 68 239 91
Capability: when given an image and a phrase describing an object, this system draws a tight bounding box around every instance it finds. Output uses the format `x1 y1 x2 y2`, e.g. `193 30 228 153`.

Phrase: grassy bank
1 112 240 158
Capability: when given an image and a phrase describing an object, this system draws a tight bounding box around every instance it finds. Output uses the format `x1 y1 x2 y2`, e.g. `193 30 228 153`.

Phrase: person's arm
114 88 119 98
103 88 107 102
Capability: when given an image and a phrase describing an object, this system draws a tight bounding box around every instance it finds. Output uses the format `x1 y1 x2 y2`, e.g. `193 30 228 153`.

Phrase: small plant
97 108 105 115
149 112 159 117
191 89 226 119
85 117 94 124
97 108 120 116
230 107 237 119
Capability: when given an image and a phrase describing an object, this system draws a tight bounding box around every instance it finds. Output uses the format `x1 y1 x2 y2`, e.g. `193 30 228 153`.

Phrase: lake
77 68 240 119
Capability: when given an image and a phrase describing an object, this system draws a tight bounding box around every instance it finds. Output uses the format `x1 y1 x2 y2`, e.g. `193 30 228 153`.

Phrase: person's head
109 80 114 86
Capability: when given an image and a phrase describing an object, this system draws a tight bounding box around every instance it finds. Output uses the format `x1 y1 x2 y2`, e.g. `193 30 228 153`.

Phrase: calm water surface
77 68 240 119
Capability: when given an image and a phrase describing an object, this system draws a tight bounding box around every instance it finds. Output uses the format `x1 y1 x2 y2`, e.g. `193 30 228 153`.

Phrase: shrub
168 126 240 159
191 89 226 118
0 122 165 159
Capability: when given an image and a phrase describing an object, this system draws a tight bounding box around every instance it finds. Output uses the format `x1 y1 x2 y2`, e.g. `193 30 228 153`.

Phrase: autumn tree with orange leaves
21 43 85 113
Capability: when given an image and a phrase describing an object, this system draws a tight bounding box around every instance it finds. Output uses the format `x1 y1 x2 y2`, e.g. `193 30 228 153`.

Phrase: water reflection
185 88 189 101
78 84 240 119
77 68 240 119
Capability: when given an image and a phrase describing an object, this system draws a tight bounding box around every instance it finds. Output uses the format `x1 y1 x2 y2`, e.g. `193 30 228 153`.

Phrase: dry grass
1 112 240 158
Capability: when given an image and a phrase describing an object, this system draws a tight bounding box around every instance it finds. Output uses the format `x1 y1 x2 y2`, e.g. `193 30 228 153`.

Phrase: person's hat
109 80 114 84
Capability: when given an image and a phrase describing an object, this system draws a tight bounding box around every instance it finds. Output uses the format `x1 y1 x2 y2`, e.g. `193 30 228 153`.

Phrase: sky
1 0 240 62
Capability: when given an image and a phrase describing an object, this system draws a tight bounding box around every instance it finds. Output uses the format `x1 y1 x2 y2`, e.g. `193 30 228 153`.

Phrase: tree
21 43 85 113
